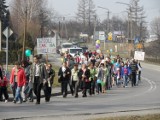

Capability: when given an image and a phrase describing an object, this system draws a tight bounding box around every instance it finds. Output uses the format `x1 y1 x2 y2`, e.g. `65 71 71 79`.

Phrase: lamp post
116 2 133 42
97 6 110 50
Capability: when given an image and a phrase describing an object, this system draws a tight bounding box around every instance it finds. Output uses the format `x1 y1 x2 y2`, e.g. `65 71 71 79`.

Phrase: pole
0 20 1 51
93 15 96 45
6 27 8 72
22 7 27 60
105 10 110 51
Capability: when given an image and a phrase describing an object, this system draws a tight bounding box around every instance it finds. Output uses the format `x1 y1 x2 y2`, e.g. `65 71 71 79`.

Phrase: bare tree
150 17 160 42
77 0 96 34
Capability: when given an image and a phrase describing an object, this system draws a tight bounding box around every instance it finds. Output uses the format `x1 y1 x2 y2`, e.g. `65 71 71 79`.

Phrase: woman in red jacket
10 61 26 104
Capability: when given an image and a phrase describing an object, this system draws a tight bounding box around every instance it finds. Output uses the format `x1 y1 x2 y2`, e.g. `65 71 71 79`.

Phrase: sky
47 0 160 23
6 0 160 27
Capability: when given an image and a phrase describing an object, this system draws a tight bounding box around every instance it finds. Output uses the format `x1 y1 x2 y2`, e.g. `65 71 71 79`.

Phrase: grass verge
92 114 160 120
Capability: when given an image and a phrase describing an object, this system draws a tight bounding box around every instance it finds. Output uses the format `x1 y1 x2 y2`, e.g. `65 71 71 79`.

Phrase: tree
0 0 8 21
130 0 146 39
150 17 160 42
77 0 96 34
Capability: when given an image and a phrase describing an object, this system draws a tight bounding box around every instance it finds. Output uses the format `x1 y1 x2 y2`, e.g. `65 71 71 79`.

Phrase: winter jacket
58 67 71 82
0 76 8 87
10 67 26 87
29 63 48 83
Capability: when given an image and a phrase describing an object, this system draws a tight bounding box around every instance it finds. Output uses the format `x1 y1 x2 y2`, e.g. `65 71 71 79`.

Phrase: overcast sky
7 0 160 26
47 0 160 22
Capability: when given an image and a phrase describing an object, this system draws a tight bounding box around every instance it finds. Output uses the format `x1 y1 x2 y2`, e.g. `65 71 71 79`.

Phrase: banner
37 37 56 54
134 51 145 61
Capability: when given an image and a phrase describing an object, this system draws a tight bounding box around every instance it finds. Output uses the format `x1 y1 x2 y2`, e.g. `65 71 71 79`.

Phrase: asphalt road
0 54 160 120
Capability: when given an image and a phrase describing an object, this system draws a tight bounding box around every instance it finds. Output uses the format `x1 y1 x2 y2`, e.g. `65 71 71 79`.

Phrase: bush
0 51 6 64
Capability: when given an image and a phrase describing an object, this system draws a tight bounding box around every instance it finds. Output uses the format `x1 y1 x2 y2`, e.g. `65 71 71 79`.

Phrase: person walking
71 64 80 98
79 64 90 97
58 62 71 98
29 55 48 104
45 63 55 102
21 60 32 102
130 59 138 87
10 61 26 104
0 67 9 103
88 63 96 95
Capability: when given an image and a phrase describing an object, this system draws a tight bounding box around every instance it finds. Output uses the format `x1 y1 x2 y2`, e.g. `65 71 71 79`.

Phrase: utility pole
22 7 27 60
97 6 110 50
93 15 97 45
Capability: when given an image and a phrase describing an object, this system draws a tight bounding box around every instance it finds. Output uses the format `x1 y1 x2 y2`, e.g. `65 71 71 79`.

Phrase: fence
145 55 160 64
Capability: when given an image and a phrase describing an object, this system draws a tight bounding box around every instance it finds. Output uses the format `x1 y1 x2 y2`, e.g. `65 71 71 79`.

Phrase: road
0 54 160 120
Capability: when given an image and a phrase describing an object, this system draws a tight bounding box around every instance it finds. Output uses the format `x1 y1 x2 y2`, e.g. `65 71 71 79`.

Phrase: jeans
15 87 22 102
136 74 139 85
123 75 128 87
96 83 102 93
11 82 17 100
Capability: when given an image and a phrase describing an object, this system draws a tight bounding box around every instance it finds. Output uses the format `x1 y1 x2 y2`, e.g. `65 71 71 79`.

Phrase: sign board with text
37 37 56 54
134 51 145 61
99 31 106 41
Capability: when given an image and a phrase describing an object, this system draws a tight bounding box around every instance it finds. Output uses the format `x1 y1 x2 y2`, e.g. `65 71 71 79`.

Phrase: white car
68 47 83 57
59 43 73 55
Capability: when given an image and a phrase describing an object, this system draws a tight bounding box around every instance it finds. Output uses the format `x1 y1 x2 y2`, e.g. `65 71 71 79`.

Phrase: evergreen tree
0 0 8 21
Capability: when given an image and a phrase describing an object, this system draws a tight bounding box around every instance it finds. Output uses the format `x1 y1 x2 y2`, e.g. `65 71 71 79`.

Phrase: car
68 47 83 57
59 43 73 55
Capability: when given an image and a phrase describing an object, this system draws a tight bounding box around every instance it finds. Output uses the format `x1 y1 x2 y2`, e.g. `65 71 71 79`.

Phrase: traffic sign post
3 27 13 72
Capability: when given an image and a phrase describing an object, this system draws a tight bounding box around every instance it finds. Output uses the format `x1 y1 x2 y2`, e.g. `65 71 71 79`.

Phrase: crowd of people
58 50 142 98
0 50 142 105
0 55 55 104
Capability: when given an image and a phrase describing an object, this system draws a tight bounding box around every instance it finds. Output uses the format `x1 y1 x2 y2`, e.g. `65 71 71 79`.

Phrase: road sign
3 27 13 38
2 27 13 72
134 36 140 44
108 32 112 36
99 31 106 41
108 32 112 40
136 43 143 49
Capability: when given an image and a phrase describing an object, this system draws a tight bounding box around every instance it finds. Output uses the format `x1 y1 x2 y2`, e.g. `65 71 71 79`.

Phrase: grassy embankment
8 64 61 88
92 114 160 120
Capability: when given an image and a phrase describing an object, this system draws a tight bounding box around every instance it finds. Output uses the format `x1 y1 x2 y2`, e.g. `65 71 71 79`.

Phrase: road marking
53 76 157 105
141 76 157 93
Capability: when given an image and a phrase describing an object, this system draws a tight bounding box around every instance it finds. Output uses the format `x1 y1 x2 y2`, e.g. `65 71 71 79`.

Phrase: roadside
18 108 160 120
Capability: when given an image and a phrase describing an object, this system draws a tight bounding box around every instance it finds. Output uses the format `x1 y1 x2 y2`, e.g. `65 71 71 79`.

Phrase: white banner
134 51 145 61
37 37 56 54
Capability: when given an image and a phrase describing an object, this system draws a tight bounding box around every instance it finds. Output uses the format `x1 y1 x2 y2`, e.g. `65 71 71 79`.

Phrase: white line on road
141 76 157 93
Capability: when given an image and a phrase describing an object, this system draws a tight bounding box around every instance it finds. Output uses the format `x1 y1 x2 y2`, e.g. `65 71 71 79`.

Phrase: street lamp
97 6 110 50
116 2 133 42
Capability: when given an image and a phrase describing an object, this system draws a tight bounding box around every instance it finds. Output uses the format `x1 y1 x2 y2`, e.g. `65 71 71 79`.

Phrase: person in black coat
79 64 90 97
58 62 71 98
44 63 55 102
130 59 138 87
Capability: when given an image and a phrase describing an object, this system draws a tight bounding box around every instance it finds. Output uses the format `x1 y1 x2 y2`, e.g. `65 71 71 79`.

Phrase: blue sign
134 36 140 44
